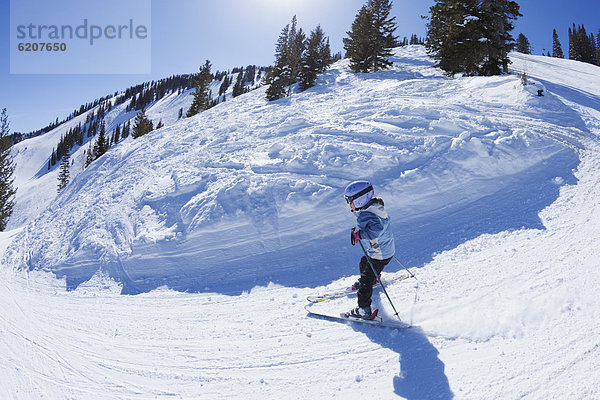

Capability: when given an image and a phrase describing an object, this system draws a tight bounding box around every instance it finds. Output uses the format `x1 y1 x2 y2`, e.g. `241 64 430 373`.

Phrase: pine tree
478 0 521 75
57 149 70 193
85 143 95 168
132 108 153 138
552 29 564 58
516 33 532 54
290 36 307 91
76 122 83 146
576 25 594 63
426 0 520 76
319 36 333 70
568 26 575 60
114 124 121 144
589 32 598 65
569 24 597 64
426 0 484 76
344 5 376 73
286 16 307 95
219 75 230 96
368 0 398 71
265 16 310 100
266 23 291 101
266 16 309 100
344 0 398 73
597 30 600 65
94 121 108 158
299 25 332 90
0 108 16 231
187 60 213 117
232 70 245 97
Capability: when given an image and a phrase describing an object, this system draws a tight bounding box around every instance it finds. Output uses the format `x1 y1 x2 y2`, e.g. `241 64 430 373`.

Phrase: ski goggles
344 185 373 204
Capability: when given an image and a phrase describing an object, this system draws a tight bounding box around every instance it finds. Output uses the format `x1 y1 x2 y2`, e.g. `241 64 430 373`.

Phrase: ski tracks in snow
0 269 427 399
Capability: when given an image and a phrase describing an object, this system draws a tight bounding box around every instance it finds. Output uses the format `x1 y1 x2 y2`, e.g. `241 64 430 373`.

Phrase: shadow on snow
364 325 453 399
306 312 453 399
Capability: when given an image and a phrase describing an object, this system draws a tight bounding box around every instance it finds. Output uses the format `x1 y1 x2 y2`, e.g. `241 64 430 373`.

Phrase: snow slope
7 68 264 231
7 89 195 230
4 46 584 294
2 46 600 399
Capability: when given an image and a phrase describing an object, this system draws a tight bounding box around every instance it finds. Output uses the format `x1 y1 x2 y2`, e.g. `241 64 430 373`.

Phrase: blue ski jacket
354 199 395 260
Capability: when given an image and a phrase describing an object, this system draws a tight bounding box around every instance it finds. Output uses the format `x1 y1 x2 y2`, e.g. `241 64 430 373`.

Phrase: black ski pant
357 255 392 308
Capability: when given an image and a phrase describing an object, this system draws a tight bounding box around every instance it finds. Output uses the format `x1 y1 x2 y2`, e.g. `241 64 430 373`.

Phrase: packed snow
1 46 600 398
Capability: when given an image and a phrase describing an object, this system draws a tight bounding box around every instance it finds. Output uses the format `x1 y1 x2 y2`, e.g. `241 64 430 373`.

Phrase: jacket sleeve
357 212 384 241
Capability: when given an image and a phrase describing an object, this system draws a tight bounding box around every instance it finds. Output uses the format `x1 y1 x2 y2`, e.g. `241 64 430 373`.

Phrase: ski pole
357 240 402 321
393 255 419 325
393 256 417 280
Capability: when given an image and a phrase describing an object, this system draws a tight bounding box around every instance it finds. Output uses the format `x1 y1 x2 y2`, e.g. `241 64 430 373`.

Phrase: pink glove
351 229 361 246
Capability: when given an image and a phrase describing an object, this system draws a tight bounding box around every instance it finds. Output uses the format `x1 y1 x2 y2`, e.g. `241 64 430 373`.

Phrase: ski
306 273 410 303
305 304 411 329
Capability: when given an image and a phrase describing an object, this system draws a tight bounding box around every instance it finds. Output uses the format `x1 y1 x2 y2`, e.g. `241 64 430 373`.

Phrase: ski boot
345 306 377 320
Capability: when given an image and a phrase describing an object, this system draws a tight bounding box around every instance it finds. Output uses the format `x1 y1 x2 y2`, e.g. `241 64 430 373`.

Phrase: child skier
343 180 395 320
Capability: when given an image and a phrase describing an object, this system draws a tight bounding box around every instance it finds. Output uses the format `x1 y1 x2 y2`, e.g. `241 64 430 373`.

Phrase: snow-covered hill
4 47 586 294
8 93 187 229
7 68 265 230
2 46 600 399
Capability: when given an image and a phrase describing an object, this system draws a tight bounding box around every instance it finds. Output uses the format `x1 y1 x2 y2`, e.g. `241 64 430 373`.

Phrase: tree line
12 74 199 145
265 0 525 95
568 24 599 65
515 25 600 67
53 61 271 193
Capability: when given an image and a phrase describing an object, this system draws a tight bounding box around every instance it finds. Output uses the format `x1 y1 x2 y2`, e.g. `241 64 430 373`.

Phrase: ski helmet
344 180 374 209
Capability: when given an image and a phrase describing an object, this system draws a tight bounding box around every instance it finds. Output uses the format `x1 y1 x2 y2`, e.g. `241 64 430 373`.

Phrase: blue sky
0 0 598 133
